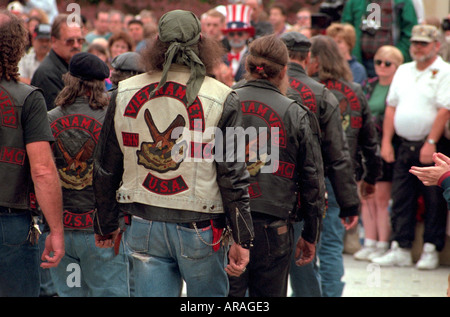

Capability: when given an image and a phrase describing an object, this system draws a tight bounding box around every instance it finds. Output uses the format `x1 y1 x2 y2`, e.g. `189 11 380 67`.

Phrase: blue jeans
50 230 130 297
289 221 322 297
126 216 228 297
318 178 345 297
0 211 40 297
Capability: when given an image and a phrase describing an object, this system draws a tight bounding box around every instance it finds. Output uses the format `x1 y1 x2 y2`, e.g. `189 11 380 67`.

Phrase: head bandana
151 10 205 106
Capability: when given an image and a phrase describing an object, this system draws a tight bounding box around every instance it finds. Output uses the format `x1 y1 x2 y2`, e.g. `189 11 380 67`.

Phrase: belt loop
0 206 13 213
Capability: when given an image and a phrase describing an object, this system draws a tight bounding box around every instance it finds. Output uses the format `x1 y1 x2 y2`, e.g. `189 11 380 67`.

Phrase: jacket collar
288 61 307 75
49 49 69 70
239 79 282 94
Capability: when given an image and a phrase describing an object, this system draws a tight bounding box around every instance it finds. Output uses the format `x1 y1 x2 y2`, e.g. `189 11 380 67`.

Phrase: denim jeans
289 221 322 297
0 211 40 297
229 216 293 297
317 178 345 297
126 216 228 297
39 229 57 296
50 230 130 297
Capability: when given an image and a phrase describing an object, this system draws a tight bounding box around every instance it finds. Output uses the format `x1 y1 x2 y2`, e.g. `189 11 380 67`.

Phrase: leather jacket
93 68 254 247
320 77 382 185
234 79 325 244
287 62 360 218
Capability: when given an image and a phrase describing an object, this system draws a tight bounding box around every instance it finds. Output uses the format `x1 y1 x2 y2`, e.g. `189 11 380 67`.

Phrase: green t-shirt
368 83 390 117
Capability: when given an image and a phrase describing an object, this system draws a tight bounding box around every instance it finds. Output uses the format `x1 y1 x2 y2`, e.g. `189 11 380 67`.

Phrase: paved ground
340 253 449 297
180 252 449 298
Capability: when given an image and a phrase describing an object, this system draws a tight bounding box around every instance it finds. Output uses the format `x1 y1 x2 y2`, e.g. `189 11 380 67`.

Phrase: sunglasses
63 37 86 46
411 41 431 47
228 31 244 37
374 59 393 67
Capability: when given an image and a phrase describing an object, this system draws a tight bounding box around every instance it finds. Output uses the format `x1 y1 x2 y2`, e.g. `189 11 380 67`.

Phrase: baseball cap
410 24 438 43
34 24 51 40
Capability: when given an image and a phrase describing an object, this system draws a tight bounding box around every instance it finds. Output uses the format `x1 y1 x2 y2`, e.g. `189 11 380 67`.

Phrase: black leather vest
0 80 38 210
48 98 107 230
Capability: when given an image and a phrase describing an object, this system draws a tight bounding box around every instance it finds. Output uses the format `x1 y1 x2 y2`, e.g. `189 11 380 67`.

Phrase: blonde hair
326 23 356 51
374 45 404 67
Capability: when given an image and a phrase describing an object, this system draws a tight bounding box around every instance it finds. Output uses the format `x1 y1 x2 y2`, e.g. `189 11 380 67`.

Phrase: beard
229 38 247 49
410 49 436 63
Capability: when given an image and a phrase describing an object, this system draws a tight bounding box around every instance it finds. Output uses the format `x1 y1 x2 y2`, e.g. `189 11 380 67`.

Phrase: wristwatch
426 138 436 145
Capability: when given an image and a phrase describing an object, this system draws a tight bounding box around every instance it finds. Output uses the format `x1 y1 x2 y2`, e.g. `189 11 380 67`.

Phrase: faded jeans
289 178 345 297
126 216 228 297
50 230 130 297
318 178 346 297
289 221 322 297
0 211 40 297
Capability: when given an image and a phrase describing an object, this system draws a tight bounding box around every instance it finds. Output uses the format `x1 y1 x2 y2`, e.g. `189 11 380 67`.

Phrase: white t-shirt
387 56 450 141
18 49 43 81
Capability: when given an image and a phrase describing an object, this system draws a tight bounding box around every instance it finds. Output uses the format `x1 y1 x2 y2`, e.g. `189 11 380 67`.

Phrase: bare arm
420 108 450 164
381 105 396 163
26 141 65 268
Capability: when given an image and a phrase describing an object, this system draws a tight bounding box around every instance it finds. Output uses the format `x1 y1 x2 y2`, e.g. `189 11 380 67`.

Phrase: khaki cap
410 24 438 43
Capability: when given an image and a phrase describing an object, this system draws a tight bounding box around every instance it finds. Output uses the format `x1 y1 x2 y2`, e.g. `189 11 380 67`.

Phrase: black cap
280 32 311 52
69 52 110 81
111 52 145 73
34 24 51 39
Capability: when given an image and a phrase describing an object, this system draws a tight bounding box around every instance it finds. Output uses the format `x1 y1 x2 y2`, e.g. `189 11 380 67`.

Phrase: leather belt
0 206 25 213
178 219 211 229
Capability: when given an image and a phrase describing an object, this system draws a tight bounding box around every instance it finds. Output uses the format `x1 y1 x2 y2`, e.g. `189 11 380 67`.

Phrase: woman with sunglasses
354 45 404 262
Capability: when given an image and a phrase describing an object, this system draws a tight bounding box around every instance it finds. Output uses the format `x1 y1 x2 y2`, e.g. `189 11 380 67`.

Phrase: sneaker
371 241 413 267
367 241 389 261
354 246 376 261
367 246 388 261
416 243 439 270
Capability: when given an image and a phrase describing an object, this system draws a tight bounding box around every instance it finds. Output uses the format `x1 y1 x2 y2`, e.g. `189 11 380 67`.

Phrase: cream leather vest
114 66 232 214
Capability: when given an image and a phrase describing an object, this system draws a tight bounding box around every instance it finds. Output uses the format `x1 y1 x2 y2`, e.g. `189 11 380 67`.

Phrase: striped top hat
223 4 255 37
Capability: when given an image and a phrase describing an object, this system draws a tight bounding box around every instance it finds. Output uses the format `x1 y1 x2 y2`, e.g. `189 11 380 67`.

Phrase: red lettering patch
289 77 317 113
351 116 363 129
50 114 103 142
273 160 295 179
248 182 262 199
322 79 362 129
0 146 25 165
142 172 188 195
241 100 286 148
322 79 361 112
190 142 214 160
0 87 17 128
122 132 139 147
63 210 94 229
124 81 205 132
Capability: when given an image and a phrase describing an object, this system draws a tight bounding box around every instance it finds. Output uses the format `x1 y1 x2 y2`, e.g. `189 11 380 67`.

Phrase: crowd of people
0 0 449 298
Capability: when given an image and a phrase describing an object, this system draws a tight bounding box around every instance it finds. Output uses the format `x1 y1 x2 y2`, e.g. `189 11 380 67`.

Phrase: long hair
0 10 28 81
140 34 225 75
54 73 109 110
245 34 288 83
310 35 353 82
